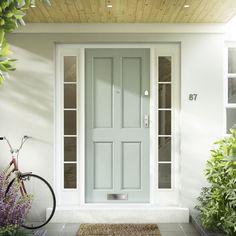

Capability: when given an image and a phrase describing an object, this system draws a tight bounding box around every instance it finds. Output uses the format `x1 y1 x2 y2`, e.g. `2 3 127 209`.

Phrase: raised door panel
93 57 113 128
93 142 113 190
121 142 141 190
122 57 141 128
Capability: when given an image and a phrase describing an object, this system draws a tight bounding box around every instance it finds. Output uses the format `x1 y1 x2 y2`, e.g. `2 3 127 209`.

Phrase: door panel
121 142 141 190
86 48 150 203
93 57 113 128
94 142 113 189
122 57 141 128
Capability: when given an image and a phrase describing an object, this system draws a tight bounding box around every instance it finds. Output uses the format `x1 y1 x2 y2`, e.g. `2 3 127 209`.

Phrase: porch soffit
25 0 236 24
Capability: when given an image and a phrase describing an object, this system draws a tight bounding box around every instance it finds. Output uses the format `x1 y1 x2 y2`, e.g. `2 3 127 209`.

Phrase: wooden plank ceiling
25 0 236 23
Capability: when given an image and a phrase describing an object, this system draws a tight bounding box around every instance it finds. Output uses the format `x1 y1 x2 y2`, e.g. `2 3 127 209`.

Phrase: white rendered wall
0 26 225 216
0 40 54 185
180 35 224 211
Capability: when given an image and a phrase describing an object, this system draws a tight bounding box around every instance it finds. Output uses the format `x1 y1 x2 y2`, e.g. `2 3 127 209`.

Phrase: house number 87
189 94 198 101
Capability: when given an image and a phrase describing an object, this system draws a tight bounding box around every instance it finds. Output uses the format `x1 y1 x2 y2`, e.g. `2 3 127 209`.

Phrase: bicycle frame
6 157 18 179
5 159 32 196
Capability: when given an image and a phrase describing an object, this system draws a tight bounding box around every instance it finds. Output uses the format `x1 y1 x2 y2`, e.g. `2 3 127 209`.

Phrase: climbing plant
0 0 50 84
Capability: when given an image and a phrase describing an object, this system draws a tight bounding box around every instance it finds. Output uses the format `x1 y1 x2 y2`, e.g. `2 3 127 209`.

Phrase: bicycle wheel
6 173 56 229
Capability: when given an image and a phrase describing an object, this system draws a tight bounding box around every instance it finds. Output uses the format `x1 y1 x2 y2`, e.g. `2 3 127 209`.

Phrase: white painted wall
0 25 226 217
0 39 54 184
180 35 224 211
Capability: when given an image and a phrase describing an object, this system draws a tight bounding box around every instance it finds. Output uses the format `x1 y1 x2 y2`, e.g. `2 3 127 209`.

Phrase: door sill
81 203 153 208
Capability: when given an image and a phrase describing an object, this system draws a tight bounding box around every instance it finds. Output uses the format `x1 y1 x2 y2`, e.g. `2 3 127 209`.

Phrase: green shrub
196 129 236 235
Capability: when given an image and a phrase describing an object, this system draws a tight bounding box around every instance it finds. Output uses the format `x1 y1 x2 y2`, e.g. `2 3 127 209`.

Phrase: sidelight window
226 47 236 133
63 56 77 189
157 56 172 189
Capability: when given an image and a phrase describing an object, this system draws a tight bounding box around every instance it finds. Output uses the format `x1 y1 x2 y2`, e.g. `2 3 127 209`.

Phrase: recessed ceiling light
107 4 113 8
183 4 190 8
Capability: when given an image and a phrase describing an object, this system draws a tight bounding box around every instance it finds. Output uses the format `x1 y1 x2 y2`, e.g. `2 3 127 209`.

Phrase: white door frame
55 43 180 207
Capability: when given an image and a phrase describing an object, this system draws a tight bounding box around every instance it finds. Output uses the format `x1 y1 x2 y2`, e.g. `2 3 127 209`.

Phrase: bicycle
1 135 56 229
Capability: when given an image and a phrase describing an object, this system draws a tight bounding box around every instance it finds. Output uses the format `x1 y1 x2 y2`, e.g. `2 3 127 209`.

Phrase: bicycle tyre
6 173 56 229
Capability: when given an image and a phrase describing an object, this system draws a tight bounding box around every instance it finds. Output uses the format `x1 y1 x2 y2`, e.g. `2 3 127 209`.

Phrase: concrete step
50 206 189 223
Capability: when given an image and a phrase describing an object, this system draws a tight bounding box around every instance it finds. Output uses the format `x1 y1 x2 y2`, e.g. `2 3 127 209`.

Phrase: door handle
144 114 149 128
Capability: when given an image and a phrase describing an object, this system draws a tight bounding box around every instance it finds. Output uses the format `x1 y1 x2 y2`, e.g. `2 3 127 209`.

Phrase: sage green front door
85 48 150 203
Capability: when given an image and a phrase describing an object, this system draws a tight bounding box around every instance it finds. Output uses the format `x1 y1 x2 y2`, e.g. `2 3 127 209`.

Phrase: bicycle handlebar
0 136 32 154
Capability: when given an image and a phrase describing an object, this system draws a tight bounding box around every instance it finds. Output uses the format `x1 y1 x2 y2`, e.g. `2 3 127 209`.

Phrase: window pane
158 56 171 82
228 77 236 103
226 108 236 133
159 84 171 108
228 48 236 73
64 137 76 162
158 137 171 161
158 110 171 135
64 163 76 188
158 163 171 188
64 110 76 135
64 56 76 82
64 84 76 108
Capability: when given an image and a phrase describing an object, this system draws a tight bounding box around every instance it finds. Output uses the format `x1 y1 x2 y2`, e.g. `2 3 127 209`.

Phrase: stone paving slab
190 214 226 236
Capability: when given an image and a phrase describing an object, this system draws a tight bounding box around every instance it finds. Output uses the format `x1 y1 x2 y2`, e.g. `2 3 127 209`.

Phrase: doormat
77 224 161 236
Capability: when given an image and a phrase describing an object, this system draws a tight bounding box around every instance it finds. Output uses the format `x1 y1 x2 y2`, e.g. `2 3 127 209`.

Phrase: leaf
7 58 17 62
4 19 17 32
0 63 8 72
17 18 25 26
14 10 26 19
0 72 5 84
0 29 5 45
0 40 12 57
16 0 26 8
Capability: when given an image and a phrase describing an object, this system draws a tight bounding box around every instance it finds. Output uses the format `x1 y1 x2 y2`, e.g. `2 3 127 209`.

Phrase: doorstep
48 206 189 223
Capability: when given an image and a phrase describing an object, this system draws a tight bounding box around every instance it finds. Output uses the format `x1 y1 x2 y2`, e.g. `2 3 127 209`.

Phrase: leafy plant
0 0 51 84
0 169 33 234
0 225 33 236
196 128 236 235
